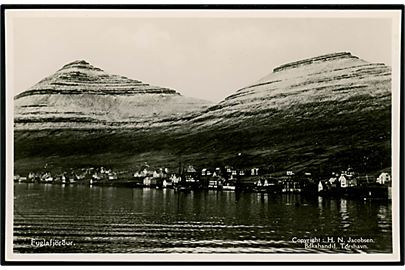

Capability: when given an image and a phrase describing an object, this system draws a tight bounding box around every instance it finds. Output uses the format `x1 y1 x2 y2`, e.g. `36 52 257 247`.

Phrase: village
14 162 392 200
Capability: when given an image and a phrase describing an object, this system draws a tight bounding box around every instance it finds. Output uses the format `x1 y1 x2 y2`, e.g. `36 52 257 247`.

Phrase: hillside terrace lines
15 88 179 99
14 52 391 131
58 60 103 71
198 53 391 121
272 52 359 73
16 60 181 100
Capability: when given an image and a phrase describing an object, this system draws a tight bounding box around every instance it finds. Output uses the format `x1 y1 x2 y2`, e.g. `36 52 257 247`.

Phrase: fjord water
14 183 392 253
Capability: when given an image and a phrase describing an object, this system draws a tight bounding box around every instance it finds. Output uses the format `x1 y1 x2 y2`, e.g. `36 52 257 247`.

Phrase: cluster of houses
318 167 357 192
14 166 118 185
318 167 391 198
132 163 261 190
14 163 391 198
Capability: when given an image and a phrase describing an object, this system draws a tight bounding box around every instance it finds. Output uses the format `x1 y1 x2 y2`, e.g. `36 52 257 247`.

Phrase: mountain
15 60 212 129
14 53 391 176
191 52 390 127
181 52 391 174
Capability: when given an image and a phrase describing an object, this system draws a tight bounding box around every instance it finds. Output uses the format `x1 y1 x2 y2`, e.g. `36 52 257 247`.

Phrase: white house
170 174 181 184
339 175 348 188
163 179 173 188
318 181 324 192
329 177 337 185
201 168 207 176
143 177 157 187
377 172 391 185
251 168 259 176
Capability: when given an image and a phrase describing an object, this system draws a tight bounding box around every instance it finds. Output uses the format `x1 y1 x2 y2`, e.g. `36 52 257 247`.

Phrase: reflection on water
14 183 392 253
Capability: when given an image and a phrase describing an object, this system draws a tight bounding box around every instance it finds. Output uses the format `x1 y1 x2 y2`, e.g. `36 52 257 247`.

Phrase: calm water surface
14 183 392 253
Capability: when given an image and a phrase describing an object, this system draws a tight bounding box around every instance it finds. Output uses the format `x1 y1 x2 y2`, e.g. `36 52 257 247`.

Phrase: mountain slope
174 52 391 175
191 52 390 127
14 53 391 177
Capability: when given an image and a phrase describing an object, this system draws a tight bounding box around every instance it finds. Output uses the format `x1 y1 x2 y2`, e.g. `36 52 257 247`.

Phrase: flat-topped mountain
177 52 391 174
191 52 390 127
15 60 211 129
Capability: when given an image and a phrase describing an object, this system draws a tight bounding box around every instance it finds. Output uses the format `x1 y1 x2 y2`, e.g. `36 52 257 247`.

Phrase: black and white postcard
1 5 403 264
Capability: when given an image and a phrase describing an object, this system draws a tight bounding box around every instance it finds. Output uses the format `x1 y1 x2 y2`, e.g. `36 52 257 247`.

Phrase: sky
7 10 395 102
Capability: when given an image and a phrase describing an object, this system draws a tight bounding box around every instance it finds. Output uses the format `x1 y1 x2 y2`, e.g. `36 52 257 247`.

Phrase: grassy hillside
14 96 390 178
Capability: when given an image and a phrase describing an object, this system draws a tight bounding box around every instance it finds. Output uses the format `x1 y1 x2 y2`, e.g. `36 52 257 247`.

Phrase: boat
177 186 191 193
173 183 191 193
223 185 236 191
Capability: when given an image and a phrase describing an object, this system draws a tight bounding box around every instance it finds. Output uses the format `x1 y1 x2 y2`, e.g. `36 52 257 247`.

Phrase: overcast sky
8 11 394 102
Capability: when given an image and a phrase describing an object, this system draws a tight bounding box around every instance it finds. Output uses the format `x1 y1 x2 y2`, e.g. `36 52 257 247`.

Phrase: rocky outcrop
15 60 212 129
